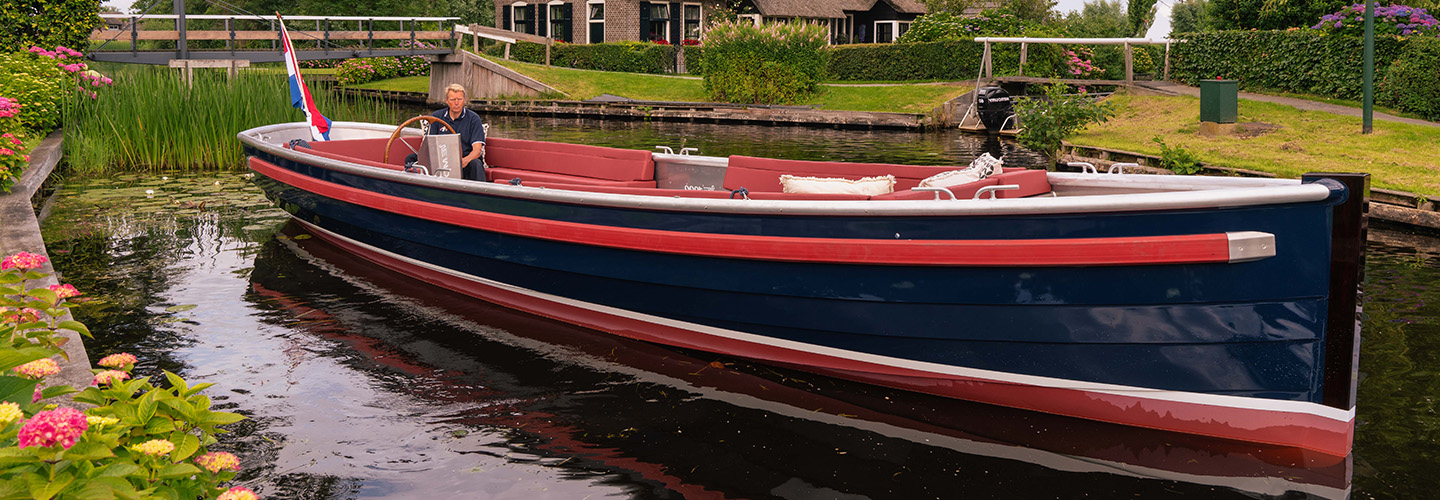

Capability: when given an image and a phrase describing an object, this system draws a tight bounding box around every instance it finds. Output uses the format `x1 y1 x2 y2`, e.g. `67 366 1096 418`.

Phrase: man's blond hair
445 84 467 99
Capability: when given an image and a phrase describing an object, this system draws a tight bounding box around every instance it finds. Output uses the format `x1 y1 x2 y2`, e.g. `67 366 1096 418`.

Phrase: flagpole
1362 0 1374 134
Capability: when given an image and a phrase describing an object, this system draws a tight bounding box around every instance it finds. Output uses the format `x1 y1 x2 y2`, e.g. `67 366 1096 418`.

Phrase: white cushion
919 153 1003 189
780 175 895 196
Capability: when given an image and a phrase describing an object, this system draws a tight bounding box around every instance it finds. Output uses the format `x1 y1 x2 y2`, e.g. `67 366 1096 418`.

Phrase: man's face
446 91 465 116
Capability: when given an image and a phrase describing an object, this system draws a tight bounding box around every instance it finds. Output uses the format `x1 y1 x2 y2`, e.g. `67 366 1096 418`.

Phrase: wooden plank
166 59 250 68
465 23 551 45
92 30 453 41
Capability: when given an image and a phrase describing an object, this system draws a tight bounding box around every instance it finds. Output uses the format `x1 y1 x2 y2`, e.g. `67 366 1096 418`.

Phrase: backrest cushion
485 137 654 182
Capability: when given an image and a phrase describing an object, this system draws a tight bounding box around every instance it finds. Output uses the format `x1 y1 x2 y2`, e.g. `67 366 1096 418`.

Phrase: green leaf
27 470 73 500
24 288 57 305
181 382 214 398
0 347 56 372
193 410 245 427
71 387 110 406
0 447 37 466
94 462 142 478
162 371 187 395
0 376 37 406
56 320 91 338
40 385 78 399
136 390 158 424
154 463 201 479
60 440 116 461
163 304 197 313
169 433 200 463
145 417 176 435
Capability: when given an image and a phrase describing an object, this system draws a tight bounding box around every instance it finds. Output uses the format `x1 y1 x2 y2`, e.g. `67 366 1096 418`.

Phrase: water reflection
37 123 1440 498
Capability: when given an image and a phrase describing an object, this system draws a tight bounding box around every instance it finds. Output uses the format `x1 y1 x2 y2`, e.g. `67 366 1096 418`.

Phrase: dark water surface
39 118 1435 499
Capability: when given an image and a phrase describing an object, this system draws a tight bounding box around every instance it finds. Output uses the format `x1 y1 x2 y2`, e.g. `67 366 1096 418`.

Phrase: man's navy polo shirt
429 107 486 157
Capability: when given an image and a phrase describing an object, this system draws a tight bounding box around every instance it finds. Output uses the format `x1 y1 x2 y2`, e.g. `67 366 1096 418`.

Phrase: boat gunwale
240 122 1337 217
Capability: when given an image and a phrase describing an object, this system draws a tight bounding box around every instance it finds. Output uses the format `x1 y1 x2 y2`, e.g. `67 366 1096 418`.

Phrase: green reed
64 66 402 173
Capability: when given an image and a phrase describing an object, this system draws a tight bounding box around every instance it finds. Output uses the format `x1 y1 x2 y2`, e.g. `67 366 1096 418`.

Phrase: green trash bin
1199 79 1238 123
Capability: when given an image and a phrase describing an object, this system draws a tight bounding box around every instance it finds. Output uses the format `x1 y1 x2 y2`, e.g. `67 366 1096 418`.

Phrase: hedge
485 41 683 74
1378 37 1440 121
826 40 1067 81
1170 31 1407 102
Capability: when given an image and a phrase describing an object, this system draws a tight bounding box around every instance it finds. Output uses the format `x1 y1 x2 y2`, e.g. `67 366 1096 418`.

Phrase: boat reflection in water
250 221 1352 500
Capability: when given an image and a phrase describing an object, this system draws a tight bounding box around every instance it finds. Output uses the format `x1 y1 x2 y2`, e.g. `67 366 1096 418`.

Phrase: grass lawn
478 57 969 112
351 75 431 92
1072 94 1440 196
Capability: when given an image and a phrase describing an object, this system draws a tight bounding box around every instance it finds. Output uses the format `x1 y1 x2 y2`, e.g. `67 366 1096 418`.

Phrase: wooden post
545 40 551 67
504 43 511 60
982 41 992 78
472 31 478 52
1018 42 1027 77
1124 42 1133 83
1163 41 1171 81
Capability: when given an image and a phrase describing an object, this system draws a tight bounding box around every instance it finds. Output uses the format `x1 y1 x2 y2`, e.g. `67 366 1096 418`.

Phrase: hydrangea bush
1311 3 1440 37
0 45 114 193
334 41 436 86
0 253 254 500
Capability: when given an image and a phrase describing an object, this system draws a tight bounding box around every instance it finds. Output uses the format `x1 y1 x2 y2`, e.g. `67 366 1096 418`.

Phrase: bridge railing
972 37 1172 83
92 14 462 54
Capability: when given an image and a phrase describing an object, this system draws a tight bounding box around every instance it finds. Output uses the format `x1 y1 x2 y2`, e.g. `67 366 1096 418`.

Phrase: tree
994 0 1061 22
1208 0 1347 29
1063 0 1128 36
921 0 987 15
1169 0 1213 33
0 0 102 52
1127 0 1157 35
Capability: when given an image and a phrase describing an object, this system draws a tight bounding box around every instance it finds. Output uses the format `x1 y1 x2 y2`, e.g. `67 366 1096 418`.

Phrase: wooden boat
240 120 1367 457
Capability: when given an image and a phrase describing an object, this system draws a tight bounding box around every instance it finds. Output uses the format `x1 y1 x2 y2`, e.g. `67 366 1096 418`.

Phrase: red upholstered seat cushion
492 181 870 200
989 169 1052 198
307 137 421 165
485 137 654 182
723 156 960 192
293 144 406 172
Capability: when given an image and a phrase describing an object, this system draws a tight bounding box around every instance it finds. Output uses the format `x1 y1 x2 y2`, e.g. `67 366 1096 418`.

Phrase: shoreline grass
1071 93 1440 196
64 67 400 173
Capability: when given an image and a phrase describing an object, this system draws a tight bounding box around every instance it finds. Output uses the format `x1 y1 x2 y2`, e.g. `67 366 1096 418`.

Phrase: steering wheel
384 115 459 164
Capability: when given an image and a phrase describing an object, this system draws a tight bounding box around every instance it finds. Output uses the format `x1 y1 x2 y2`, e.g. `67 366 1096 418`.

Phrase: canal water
40 117 1435 499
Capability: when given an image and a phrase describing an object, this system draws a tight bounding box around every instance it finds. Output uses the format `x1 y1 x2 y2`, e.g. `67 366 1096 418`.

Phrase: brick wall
493 0 729 44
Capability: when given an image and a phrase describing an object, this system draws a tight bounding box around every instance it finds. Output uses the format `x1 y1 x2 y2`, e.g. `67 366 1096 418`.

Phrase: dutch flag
278 13 331 141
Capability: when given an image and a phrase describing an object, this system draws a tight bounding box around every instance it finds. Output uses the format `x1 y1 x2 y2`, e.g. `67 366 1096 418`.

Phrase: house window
512 2 533 35
587 1 603 43
646 3 669 42
738 13 760 27
874 21 909 43
683 4 701 40
549 1 570 42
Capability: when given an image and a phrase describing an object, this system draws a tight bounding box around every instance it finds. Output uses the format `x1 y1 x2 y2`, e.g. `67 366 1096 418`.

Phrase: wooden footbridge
89 13 460 65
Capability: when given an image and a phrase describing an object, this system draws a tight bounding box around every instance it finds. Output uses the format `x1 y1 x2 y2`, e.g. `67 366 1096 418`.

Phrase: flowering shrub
334 40 437 86
0 253 253 499
681 38 701 46
0 0 102 55
701 20 829 104
1311 4 1440 37
1064 48 1103 77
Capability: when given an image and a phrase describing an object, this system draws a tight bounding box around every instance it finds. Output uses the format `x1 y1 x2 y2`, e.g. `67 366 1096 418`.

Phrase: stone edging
0 130 93 398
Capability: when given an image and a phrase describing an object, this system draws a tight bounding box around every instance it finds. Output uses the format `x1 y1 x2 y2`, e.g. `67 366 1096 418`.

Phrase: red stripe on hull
295 218 1354 457
251 157 1239 267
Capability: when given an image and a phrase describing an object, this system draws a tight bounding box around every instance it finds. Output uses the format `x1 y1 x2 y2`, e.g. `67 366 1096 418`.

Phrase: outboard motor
975 86 1014 134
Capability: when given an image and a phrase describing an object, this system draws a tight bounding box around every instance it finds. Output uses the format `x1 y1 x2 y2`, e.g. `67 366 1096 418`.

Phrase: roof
749 0 928 18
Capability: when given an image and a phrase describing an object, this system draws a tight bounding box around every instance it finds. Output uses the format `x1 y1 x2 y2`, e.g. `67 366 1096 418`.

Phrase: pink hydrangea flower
17 407 88 449
195 451 242 472
217 486 259 500
13 358 60 379
1 251 48 270
93 370 130 386
49 283 81 299
97 353 137 369
31 385 41 403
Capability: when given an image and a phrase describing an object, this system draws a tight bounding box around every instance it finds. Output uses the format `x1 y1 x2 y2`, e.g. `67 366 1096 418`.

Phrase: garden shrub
0 252 254 500
0 0 102 55
333 41 436 86
1015 83 1117 161
1310 3 1440 37
701 21 828 105
1152 134 1204 174
1379 37 1440 120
